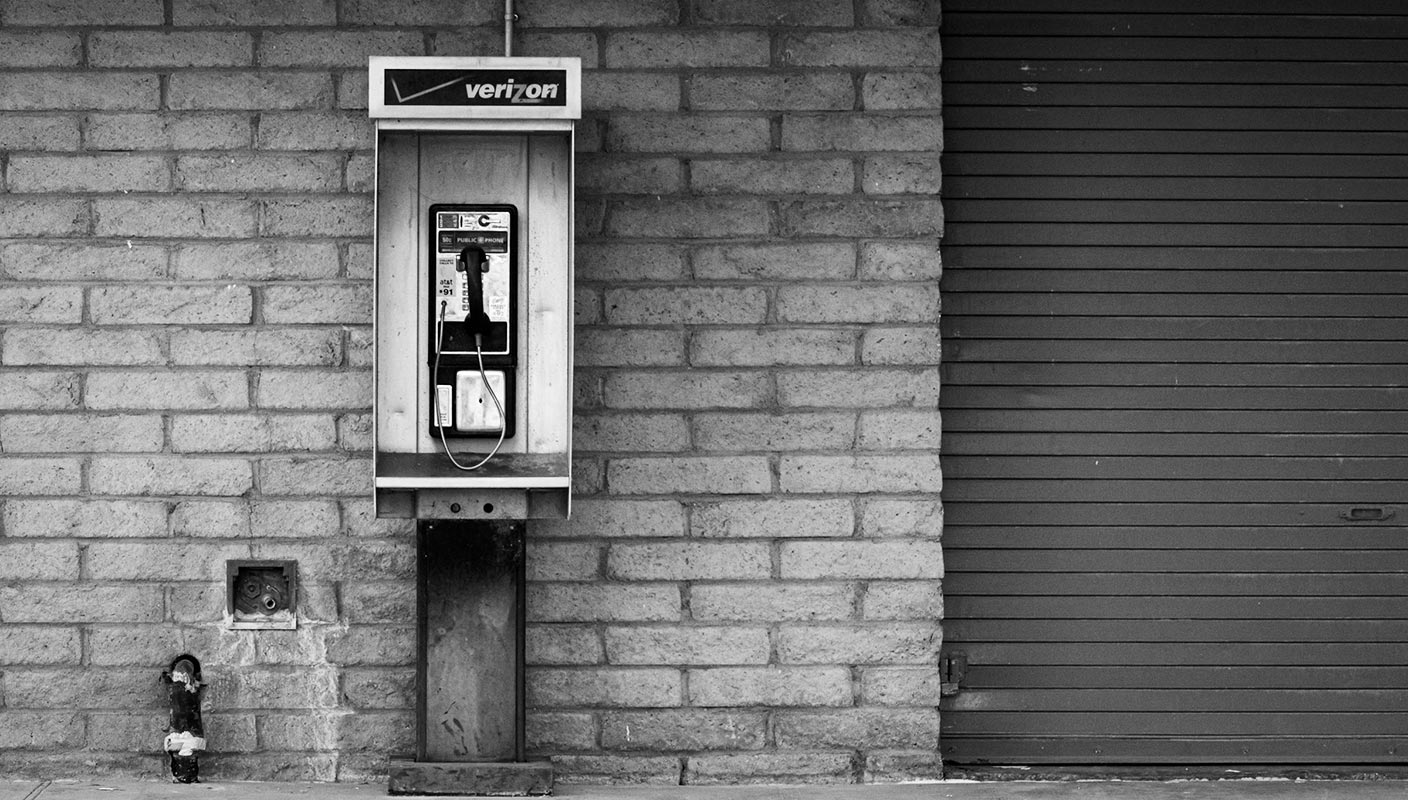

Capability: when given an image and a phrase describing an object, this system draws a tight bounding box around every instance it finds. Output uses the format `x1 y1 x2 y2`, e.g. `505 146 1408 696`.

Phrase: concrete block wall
0 0 941 784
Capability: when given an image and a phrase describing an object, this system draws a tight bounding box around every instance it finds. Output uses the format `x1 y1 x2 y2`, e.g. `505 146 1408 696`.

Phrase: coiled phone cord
434 300 507 471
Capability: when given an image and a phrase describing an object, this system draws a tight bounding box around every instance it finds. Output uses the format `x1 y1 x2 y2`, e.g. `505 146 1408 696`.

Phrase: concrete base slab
388 760 554 796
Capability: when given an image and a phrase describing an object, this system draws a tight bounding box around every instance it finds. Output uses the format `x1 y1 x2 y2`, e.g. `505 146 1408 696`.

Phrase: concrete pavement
6 780 1408 800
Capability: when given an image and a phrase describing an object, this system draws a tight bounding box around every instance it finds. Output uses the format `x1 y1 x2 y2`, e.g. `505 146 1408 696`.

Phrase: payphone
429 204 516 445
370 57 578 519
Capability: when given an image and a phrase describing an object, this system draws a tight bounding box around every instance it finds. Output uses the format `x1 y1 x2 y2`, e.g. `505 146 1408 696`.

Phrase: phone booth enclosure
370 57 577 520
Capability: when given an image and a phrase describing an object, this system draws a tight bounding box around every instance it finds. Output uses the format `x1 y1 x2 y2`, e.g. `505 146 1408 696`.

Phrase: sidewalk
7 780 1408 800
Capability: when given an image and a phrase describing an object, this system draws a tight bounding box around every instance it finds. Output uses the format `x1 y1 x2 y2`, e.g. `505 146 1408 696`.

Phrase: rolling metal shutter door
939 2 1408 764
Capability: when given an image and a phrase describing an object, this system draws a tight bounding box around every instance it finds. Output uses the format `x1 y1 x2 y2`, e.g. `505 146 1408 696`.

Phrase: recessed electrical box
227 560 297 630
369 56 579 521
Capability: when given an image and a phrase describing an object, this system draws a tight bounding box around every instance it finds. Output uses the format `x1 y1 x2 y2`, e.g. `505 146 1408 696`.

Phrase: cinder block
603 625 770 665
8 0 161 25
857 409 942 449
689 582 857 622
693 0 853 26
863 153 943 193
0 371 79 410
774 707 940 750
516 0 677 27
87 541 250 581
860 498 944 537
780 540 943 580
170 329 341 366
260 197 373 238
526 667 681 707
342 582 416 623
782 113 944 152
526 540 602 581
778 454 943 494
0 712 84 748
176 153 342 191
583 71 681 112
250 499 341 537
605 286 767 325
168 72 333 110
606 114 770 154
775 623 940 665
1 667 158 708
93 197 257 238
534 497 686 539
257 111 374 150
606 456 773 495
604 31 769 68
0 584 164 623
87 370 248 411
861 666 943 706
1 242 167 281
599 709 766 750
169 413 337 453
0 285 81 323
548 755 682 785
780 198 944 238
88 31 253 67
0 413 163 453
778 367 939 409
91 284 253 324
0 72 158 110
527 712 597 752
7 154 169 193
863 72 942 111
3 499 167 538
323 626 416 667
0 32 82 67
604 371 771 410
684 752 856 785
258 456 370 495
863 580 944 621
0 198 89 237
692 242 857 281
89 455 254 496
606 198 771 239
0 114 81 150
256 369 371 409
860 0 941 26
690 74 854 111
687 666 854 707
690 498 854 539
337 0 494 26
578 243 687 282
576 329 687 367
691 158 855 195
341 667 416 709
0 457 82 495
692 411 856 452
85 112 253 151
0 541 80 580
778 30 942 68
528 583 681 623
526 624 605 665
0 626 80 665
690 329 857 367
577 155 683 194
260 31 424 67
861 326 941 366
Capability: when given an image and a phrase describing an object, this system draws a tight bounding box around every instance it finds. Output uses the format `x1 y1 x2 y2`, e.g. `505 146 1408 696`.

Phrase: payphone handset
428 204 517 451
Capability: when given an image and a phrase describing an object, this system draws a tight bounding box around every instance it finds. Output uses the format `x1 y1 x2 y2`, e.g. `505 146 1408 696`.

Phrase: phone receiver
456 245 493 337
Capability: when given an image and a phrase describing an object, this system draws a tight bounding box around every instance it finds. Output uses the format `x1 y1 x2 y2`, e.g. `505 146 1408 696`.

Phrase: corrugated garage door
939 2 1408 764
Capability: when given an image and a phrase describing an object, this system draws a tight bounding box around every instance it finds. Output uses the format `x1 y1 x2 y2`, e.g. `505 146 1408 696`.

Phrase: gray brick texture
0 0 940 785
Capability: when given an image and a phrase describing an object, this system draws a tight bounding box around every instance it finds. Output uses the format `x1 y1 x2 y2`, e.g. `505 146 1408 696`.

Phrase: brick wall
0 0 941 784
